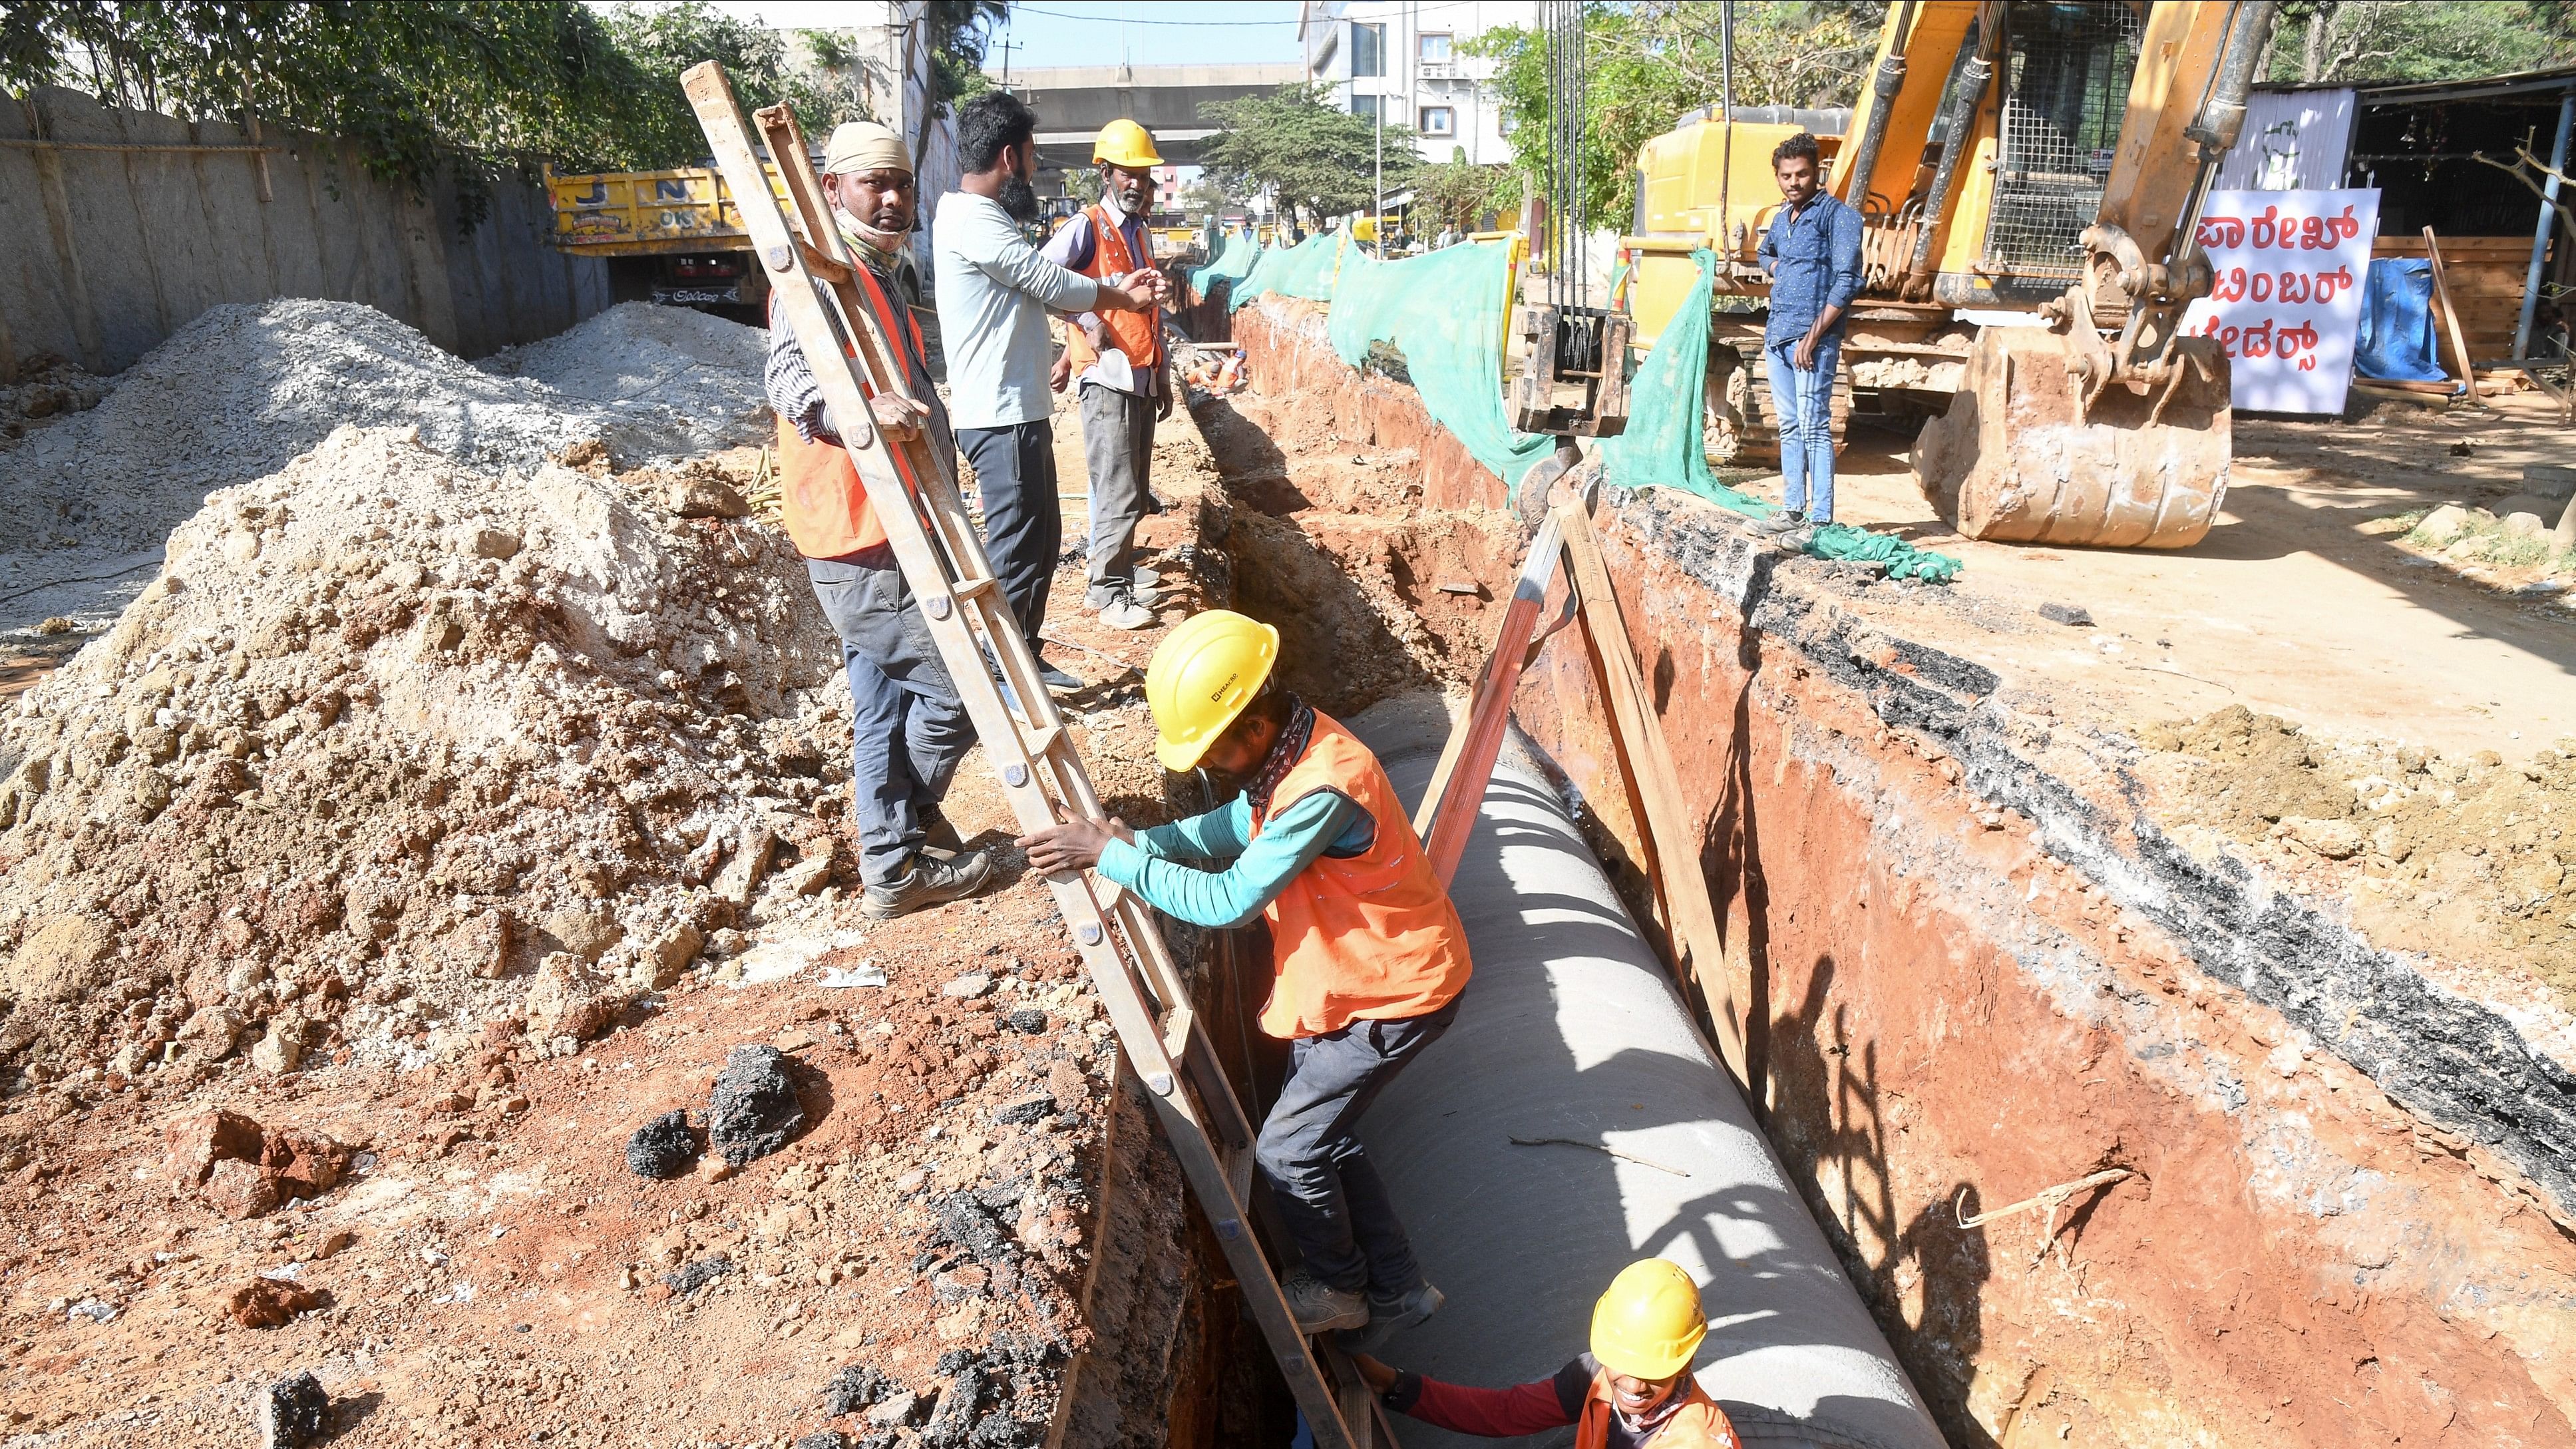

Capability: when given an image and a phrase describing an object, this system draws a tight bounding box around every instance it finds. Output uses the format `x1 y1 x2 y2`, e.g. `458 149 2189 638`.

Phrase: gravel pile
480 300 770 428
0 425 851 1084
0 299 769 624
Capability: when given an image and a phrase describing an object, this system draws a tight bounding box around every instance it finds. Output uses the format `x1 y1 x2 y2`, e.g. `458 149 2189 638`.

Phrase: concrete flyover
1003 63 1305 182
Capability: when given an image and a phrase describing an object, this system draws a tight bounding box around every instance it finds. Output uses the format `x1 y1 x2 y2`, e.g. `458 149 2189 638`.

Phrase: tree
2265 1 2573 85
926 0 1006 112
1468 2 1879 226
1178 174 1230 219
1061 166 1103 204
1412 149 1511 233
1201 82 1417 229
592 2 825 169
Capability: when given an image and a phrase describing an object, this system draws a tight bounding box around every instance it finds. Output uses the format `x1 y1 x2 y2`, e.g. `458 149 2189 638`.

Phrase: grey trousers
956 421 1059 657
1079 382 1157 608
806 555 972 885
1254 995 1461 1297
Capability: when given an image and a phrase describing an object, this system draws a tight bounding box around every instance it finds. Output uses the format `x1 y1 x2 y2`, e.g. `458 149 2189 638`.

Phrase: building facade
1298 0 1540 166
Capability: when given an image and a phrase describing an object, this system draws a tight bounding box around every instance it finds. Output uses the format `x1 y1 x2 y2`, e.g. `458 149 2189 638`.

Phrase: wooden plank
2373 235 2539 255
1557 505 1749 1088
2422 228 2483 405
1412 511 1566 885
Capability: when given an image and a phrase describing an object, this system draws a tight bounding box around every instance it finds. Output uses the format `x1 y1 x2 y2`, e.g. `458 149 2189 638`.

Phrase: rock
822 1363 896 1415
2501 509 2548 539
256 1370 330 1448
988 1094 1055 1127
205 1157 281 1219
2416 503 2473 544
795 1433 848 1449
2285 817 2366 860
463 524 522 560
1002 1008 1048 1035
922 1364 984 1448
250 1022 304 1075
626 1110 699 1179
640 923 705 988
779 852 834 898
4 913 115 1004
176 1004 247 1061
541 906 624 962
223 1277 325 1328
661 1254 734 1297
867 1391 925 1428
453 909 514 979
941 972 994 1000
708 1045 806 1166
695 1154 735 1183
714 825 779 906
263 1130 347 1201
523 952 623 1041
2036 601 2094 628
669 477 752 519
163 1108 266 1187
2558 496 2576 552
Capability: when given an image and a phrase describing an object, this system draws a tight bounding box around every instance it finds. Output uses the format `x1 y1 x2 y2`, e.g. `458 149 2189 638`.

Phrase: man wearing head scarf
761 120 991 920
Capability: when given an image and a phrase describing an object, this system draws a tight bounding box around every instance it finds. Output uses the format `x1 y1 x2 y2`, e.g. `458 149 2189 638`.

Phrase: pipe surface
1348 702 1944 1449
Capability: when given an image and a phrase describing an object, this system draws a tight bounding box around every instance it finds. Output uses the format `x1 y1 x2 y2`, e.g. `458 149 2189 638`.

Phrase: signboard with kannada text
2178 188 2380 415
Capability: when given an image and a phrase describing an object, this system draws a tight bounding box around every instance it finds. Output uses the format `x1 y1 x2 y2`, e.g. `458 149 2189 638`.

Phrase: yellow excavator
1622 0 2277 547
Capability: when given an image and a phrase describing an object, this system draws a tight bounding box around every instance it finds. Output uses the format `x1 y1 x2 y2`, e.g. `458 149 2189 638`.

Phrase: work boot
1351 1280 1444 1348
918 810 966 860
1754 509 1807 536
862 849 994 921
1278 1271 1369 1335
1096 595 1156 631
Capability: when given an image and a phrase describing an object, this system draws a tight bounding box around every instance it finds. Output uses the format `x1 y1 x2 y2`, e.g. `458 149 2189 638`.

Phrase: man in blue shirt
1754 132 1863 534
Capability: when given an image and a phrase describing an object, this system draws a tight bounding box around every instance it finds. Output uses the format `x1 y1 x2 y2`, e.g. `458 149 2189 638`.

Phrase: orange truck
543 162 797 322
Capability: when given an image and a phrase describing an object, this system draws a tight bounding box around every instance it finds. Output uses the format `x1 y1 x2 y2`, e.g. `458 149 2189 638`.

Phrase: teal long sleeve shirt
1096 790 1370 929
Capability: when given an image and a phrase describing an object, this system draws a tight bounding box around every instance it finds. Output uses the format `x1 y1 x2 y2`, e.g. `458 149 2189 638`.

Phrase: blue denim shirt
1759 192 1863 347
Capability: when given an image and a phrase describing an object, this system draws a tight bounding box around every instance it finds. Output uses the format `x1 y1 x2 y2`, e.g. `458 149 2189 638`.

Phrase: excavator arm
1914 0 2278 548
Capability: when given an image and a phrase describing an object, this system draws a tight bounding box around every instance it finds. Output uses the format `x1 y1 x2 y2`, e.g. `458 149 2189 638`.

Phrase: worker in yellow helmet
1018 610 1473 1337
1041 118 1175 633
1352 1259 1742 1448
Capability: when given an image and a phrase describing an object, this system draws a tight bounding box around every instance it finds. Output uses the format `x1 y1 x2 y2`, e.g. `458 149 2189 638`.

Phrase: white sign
2179 188 2381 415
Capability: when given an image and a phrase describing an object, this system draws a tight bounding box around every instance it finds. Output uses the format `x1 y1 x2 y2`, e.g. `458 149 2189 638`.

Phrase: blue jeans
806 556 973 885
1256 996 1461 1297
1767 333 1841 522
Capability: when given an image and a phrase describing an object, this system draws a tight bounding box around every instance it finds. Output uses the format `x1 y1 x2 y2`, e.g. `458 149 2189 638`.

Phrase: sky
630 1 1310 72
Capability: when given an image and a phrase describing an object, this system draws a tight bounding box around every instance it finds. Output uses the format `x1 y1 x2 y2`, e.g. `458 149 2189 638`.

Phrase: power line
1004 1 1479 27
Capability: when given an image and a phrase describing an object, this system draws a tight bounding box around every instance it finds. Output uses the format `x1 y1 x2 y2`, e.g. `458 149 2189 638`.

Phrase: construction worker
1042 118 1173 634
1753 131 1861 537
934 93 1166 694
1015 610 1470 1336
763 120 990 920
1352 1259 1742 1448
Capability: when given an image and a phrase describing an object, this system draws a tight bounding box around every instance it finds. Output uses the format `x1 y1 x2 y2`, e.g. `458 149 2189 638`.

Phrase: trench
1129 297 2576 1449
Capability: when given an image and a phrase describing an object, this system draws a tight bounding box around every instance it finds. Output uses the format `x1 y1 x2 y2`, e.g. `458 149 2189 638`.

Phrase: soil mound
2139 704 2576 1000
0 299 768 620
479 299 769 426
0 425 847 1086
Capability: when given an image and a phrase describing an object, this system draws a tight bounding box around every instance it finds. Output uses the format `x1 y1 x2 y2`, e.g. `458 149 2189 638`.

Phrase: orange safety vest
1249 710 1472 1038
1061 204 1165 381
1574 1370 1742 1449
773 260 928 560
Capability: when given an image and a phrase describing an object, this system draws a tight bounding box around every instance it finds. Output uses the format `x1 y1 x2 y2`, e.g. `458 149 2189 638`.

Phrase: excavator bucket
1912 325 2233 549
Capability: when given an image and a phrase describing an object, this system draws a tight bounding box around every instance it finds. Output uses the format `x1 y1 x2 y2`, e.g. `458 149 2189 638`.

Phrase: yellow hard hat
1589 1259 1707 1380
1145 610 1279 773
1093 118 1164 169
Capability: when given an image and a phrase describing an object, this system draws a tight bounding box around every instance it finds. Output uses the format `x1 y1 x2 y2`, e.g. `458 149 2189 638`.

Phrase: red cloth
1402 1376 1578 1437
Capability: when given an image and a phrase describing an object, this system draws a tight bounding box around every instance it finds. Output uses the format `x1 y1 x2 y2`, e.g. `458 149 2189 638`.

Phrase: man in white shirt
1042 118 1173 632
933 93 1163 692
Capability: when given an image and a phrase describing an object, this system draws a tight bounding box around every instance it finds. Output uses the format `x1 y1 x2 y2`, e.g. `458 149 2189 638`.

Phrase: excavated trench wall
1194 300 2576 1448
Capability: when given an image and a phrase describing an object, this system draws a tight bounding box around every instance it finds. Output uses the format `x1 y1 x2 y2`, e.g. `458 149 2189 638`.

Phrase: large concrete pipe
1348 702 1944 1449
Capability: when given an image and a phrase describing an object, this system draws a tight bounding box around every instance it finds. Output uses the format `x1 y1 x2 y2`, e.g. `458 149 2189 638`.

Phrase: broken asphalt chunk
708 1045 807 1166
624 1110 699 1179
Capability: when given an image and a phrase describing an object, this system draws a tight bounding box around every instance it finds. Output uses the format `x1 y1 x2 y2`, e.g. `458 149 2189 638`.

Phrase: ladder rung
954 576 1000 602
1096 875 1123 912
1024 724 1064 759
1159 1004 1194 1064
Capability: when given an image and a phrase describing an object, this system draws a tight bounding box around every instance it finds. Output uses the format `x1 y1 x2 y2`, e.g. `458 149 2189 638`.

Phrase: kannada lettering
2207 264 2354 306
2193 203 2364 252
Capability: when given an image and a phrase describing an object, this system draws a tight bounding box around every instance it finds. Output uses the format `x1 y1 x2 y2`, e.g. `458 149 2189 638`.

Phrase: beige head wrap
824 120 910 176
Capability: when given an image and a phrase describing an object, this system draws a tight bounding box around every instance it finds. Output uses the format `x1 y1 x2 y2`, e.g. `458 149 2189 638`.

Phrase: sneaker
1346 1280 1443 1348
1037 660 1085 694
1754 509 1807 536
1097 596 1156 631
862 849 994 920
1278 1272 1370 1335
1131 566 1165 598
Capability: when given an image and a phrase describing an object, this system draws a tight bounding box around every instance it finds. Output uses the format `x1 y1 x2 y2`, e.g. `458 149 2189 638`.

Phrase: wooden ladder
678 63 1395 1449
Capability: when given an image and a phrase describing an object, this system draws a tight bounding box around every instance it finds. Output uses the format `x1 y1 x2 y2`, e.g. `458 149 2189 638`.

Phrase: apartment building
1298 0 1541 165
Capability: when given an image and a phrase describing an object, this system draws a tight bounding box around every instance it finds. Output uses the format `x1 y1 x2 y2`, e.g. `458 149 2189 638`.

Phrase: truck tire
1704 341 1851 468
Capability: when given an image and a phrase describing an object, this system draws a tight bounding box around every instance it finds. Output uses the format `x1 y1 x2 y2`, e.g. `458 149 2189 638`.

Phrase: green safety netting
1186 230 1258 296
1321 242 1555 483
1598 250 1962 583
1230 230 1347 310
